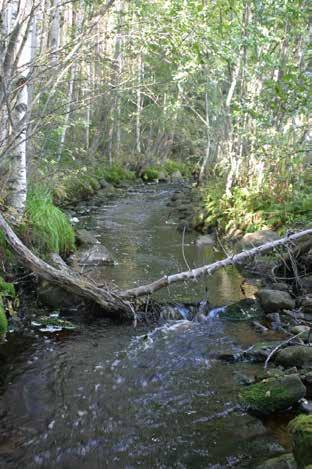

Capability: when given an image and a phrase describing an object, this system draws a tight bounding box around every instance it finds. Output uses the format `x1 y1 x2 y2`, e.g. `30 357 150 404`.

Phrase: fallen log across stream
0 211 311 318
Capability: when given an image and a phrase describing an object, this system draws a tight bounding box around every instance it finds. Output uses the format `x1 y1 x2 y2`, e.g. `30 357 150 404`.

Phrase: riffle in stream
0 185 288 467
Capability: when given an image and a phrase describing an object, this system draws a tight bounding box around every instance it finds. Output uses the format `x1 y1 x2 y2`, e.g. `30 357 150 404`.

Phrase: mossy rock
255 453 296 468
221 298 264 321
288 414 312 468
31 315 77 332
240 374 306 415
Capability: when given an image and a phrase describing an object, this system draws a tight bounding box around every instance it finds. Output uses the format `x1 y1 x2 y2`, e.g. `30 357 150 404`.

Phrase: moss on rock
240 374 306 415
288 414 312 468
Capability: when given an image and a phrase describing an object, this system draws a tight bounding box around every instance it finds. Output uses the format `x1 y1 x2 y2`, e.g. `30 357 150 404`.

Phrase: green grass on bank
195 180 312 235
24 187 75 256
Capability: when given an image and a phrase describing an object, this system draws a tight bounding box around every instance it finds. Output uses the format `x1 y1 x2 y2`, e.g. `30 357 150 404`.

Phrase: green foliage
25 187 75 255
163 159 191 177
0 277 15 298
95 164 135 185
199 180 312 234
0 297 8 338
141 167 160 181
0 275 13 340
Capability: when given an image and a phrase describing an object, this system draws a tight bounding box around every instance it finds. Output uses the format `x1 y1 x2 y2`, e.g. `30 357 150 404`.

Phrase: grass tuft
25 186 75 255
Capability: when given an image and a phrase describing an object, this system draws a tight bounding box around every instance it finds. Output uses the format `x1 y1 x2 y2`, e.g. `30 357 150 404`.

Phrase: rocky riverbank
167 186 312 467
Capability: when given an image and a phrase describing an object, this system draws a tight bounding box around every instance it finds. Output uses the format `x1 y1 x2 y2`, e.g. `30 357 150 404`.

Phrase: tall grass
25 186 75 255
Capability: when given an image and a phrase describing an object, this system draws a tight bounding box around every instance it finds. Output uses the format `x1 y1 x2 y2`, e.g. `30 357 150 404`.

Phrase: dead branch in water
0 211 311 316
120 229 312 299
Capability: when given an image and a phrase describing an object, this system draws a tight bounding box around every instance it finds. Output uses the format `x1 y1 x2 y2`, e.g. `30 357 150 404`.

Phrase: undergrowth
24 187 75 255
95 164 135 185
0 276 15 340
197 180 312 235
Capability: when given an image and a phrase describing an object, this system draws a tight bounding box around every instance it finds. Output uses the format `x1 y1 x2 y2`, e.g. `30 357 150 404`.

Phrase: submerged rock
255 453 296 469
196 234 215 246
75 229 100 247
243 341 283 363
276 346 312 369
288 414 312 468
31 315 77 332
240 374 306 415
257 289 295 313
221 298 264 321
70 244 114 267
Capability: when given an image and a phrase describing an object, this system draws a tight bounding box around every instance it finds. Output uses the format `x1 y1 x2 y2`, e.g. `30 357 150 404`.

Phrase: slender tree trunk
57 63 76 161
199 91 210 182
6 1 33 222
136 52 143 154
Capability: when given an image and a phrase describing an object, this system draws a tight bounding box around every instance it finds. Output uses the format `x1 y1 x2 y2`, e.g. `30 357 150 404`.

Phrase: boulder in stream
288 414 312 468
275 346 312 369
256 289 295 313
240 374 306 416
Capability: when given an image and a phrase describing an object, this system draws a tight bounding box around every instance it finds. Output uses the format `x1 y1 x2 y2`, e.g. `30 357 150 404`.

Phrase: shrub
163 159 190 177
141 167 160 181
95 164 135 185
199 180 312 235
25 186 75 255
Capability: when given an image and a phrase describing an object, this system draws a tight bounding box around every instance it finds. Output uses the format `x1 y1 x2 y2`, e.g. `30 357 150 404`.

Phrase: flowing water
0 184 288 468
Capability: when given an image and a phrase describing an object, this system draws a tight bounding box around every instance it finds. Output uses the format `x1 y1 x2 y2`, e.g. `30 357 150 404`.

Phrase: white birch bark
6 1 33 222
49 0 61 66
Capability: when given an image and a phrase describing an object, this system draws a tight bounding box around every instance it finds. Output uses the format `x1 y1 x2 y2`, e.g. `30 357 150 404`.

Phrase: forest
0 0 311 467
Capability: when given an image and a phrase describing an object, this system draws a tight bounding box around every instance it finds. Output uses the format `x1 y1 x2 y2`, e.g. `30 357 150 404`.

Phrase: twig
182 226 191 271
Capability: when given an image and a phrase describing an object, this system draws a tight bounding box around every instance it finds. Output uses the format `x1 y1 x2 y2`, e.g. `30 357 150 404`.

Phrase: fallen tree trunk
0 213 132 317
0 211 311 315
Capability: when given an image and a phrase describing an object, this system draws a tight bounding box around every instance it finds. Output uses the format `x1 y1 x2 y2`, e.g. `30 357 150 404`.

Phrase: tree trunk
6 0 32 223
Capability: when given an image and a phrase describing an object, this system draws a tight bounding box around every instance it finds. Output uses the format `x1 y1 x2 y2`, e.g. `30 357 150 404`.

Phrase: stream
0 184 289 468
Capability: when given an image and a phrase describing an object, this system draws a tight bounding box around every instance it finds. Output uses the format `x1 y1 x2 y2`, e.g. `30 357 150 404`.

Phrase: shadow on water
0 184 287 468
